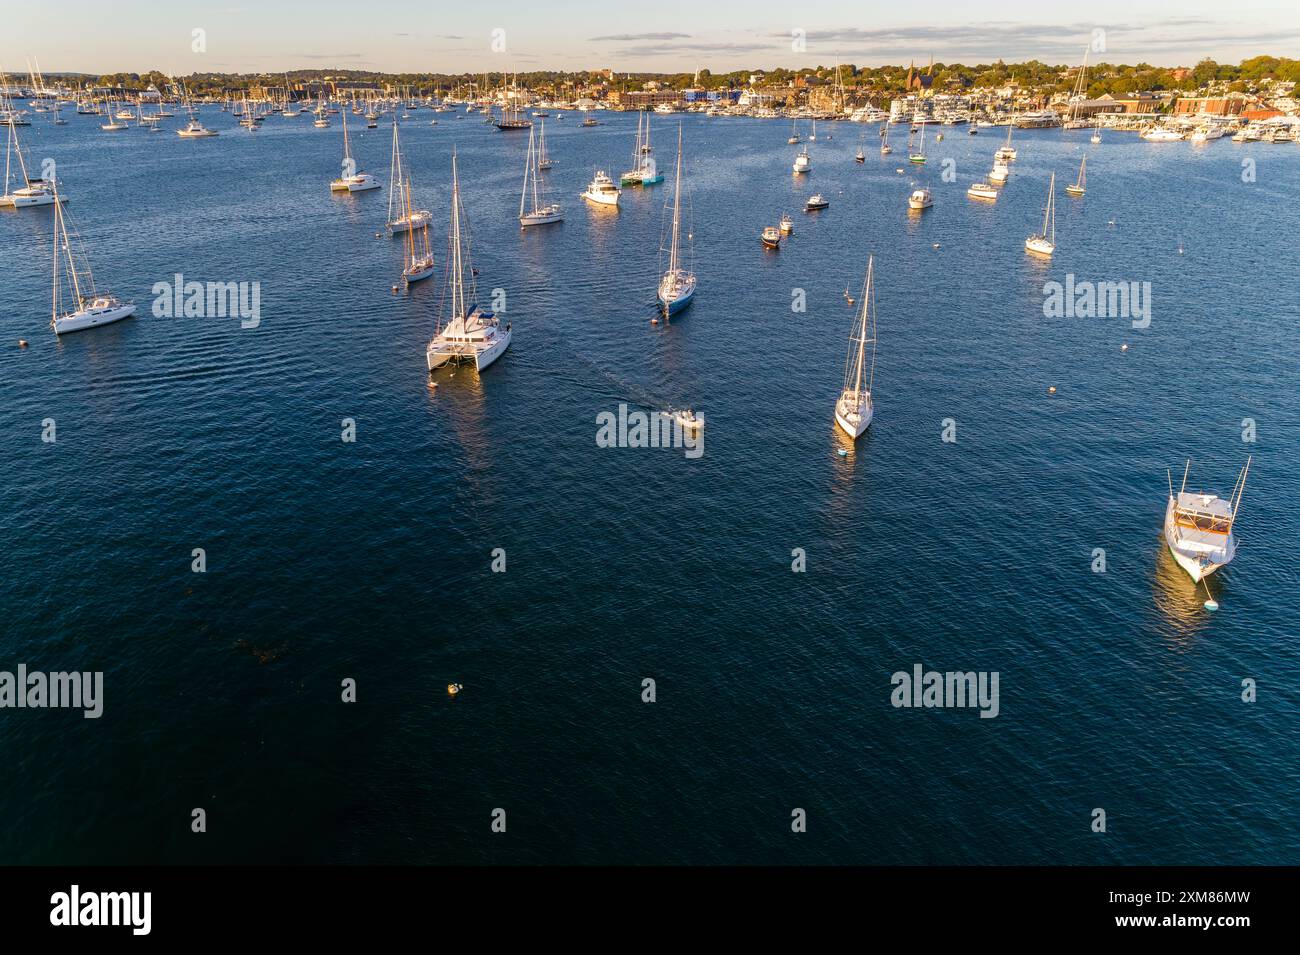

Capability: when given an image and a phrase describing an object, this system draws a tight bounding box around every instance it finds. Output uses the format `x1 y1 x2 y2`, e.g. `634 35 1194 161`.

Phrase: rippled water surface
1 109 1297 863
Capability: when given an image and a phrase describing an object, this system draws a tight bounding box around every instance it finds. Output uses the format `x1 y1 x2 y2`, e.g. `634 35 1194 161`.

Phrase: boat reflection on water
1151 543 1221 640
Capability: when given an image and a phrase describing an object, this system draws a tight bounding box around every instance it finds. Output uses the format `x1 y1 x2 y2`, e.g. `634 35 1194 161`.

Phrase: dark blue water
2 109 1297 864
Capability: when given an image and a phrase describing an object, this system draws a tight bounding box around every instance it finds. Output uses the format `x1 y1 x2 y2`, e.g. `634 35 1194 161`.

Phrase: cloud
589 32 692 42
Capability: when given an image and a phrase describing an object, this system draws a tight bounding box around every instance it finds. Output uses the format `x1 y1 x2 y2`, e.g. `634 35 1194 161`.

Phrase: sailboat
330 109 381 192
536 118 554 169
401 178 435 283
621 111 647 186
1163 458 1250 582
855 130 865 162
426 153 511 372
909 121 926 164
880 123 892 155
519 124 563 226
834 254 878 439
996 113 1017 161
788 119 800 145
387 121 430 233
1065 154 1087 197
657 125 696 316
1 121 61 207
637 112 661 185
1090 128 1102 145
809 118 817 142
48 181 135 334
1025 173 1056 256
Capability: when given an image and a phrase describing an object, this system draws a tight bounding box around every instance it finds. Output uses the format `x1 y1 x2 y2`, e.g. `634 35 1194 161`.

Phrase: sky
5 0 1299 76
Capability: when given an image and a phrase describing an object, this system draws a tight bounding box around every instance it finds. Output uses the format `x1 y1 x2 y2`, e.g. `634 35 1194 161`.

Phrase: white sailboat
386 121 430 233
1 121 61 207
1163 458 1250 582
657 125 695 316
1065 154 1086 197
48 181 135 334
519 124 563 226
834 254 878 439
996 113 1017 161
537 118 554 169
880 123 892 155
330 109 381 192
1025 173 1056 256
426 153 511 372
401 177 435 284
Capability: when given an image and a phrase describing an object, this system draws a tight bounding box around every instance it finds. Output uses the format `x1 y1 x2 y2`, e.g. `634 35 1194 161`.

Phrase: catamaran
1163 458 1250 582
1066 155 1086 197
657 125 695 316
330 109 381 192
1025 173 1057 256
519 124 563 226
426 154 511 372
48 182 135 334
834 254 878 439
1 121 61 207
386 121 430 233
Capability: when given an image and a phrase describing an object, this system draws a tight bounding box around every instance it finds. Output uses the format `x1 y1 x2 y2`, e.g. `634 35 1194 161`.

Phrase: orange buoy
447 683 462 696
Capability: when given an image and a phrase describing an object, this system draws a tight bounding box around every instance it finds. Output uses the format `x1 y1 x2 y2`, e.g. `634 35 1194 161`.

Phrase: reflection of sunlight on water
827 422 870 528
1153 542 1221 644
427 362 500 507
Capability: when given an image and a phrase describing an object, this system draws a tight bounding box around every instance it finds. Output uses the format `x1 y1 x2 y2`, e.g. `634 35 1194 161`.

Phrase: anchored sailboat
657 125 695 316
1065 154 1087 197
1 121 61 207
387 120 431 233
1025 173 1056 256
834 254 878 439
48 181 135 334
401 177 435 284
537 118 554 170
519 124 563 226
426 153 511 372
330 109 380 192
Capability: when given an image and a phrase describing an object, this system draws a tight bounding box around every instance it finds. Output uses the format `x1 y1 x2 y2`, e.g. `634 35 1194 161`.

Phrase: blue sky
6 0 1299 74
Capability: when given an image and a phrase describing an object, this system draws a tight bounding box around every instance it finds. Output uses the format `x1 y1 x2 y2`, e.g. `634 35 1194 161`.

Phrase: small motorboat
805 194 829 211
779 214 793 235
761 226 782 248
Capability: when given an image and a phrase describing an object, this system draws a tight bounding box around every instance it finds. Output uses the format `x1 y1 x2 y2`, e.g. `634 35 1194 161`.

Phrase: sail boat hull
835 393 873 439
658 273 696 315
53 301 136 334
388 211 433 233
520 206 564 227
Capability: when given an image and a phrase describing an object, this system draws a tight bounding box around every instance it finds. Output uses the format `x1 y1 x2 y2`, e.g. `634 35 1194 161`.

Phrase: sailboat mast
853 258 874 396
668 125 683 274
451 153 464 326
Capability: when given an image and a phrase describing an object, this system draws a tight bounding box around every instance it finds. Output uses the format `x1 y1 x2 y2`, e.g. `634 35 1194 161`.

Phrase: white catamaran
1163 458 1250 582
48 182 136 334
1 120 61 207
426 154 511 372
834 254 878 439
657 125 695 316
519 124 563 227
330 109 381 192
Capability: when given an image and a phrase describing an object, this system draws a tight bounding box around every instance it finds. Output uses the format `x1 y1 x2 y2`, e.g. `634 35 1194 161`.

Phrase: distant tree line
21 56 1299 99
